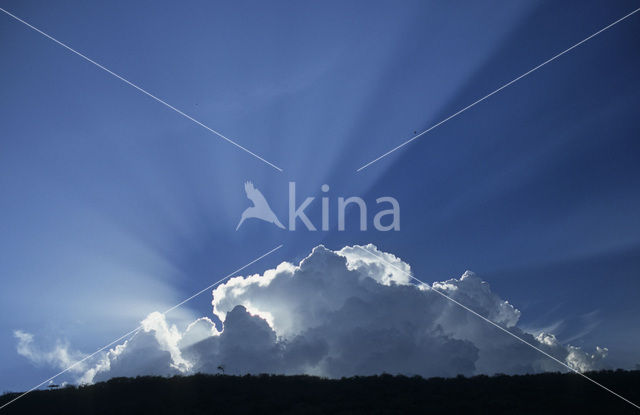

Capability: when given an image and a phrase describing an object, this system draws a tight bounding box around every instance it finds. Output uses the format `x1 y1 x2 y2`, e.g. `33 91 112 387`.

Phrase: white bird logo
236 181 285 231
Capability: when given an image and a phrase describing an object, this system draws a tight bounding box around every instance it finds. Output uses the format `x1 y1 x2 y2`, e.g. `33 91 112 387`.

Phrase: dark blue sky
1 0 639 391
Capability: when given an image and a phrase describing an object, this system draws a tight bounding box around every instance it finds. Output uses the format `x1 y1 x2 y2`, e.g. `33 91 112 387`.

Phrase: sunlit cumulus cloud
16 245 608 383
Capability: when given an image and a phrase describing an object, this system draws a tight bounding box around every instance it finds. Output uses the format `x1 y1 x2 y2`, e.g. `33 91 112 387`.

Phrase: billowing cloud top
16 245 608 383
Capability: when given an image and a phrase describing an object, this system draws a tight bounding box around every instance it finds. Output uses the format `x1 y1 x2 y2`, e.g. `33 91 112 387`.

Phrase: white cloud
566 346 608 373
338 244 412 286
13 330 87 374
16 244 609 383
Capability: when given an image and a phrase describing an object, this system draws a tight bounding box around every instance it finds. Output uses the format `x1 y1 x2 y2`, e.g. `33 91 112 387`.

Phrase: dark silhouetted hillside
2 370 639 414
